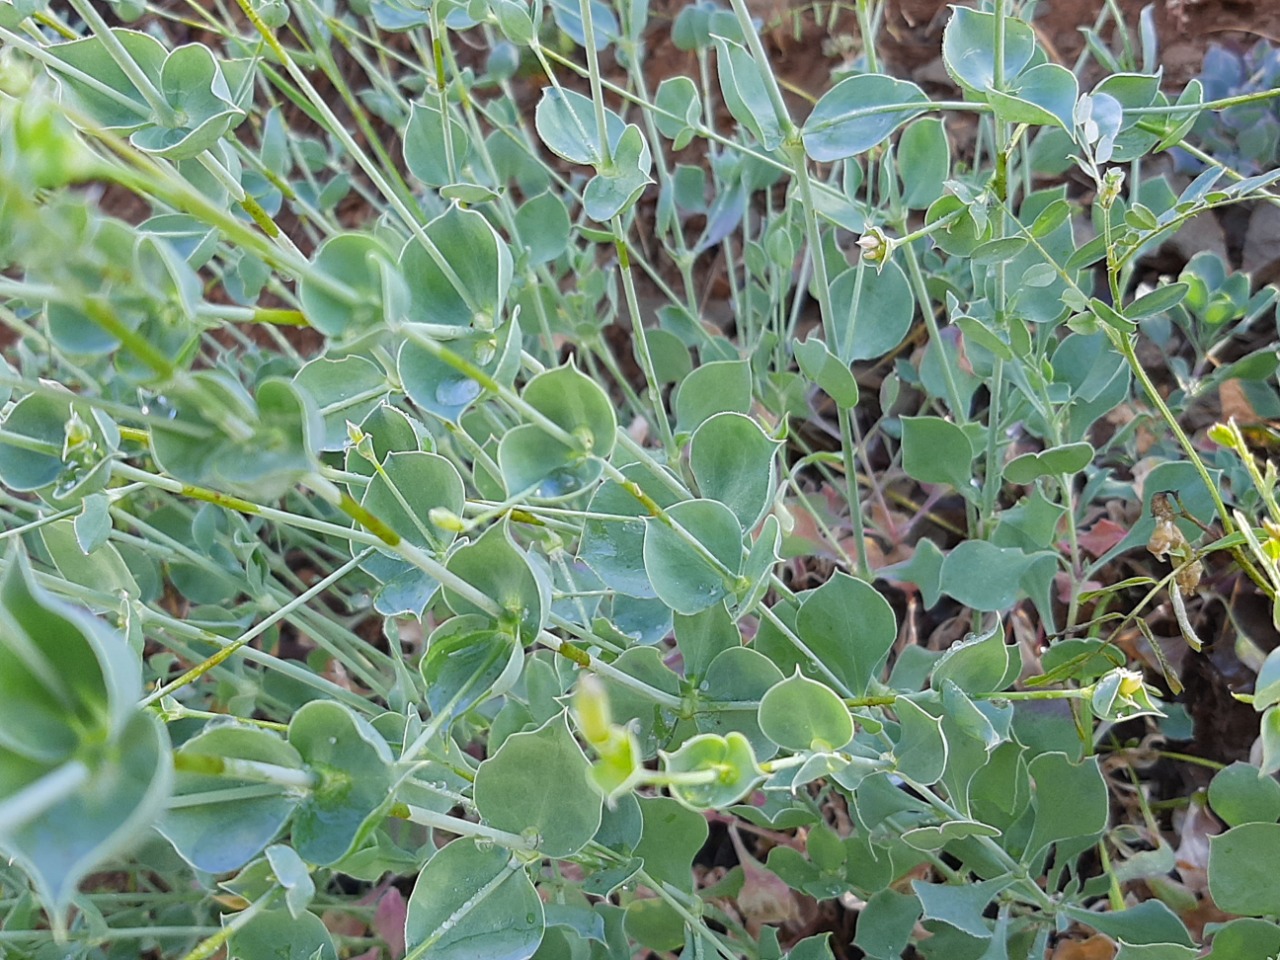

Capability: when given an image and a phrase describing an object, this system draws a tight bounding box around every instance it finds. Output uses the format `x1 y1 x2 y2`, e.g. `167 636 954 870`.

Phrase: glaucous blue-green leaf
158 726 302 875
515 192 571 265
398 319 522 422
0 392 71 493
129 44 246 159
549 0 617 50
939 541 1038 611
624 898 686 952
1025 752 1107 857
911 877 1011 939
675 603 738 685
0 712 171 922
288 701 395 866
344 402 421 483
579 470 680 599
298 232 393 337
988 63 1078 131
39 518 137 598
690 412 779 530
735 514 780 614
46 30 166 129
534 86 626 167
583 124 653 221
892 697 947 785
404 100 472 187
901 819 1001 851
1003 441 1094 484
400 204 513 329
675 359 752 432
897 118 950 209
654 76 701 150
642 498 743 616
360 451 465 558
474 713 601 857
1208 762 1280 827
829 260 914 362
794 572 897 697
421 617 521 722
634 795 708 892
803 75 929 162
293 354 389 451
854 888 923 959
662 732 763 811
1204 918 1280 960
901 416 975 494
930 622 1010 695
443 522 549 639
227 907 336 960
713 35 784 151
758 671 853 751
405 838 543 960
793 336 858 408
941 7 1036 94
1210 824 1280 917
695 646 783 760
1060 901 1194 948
499 362 617 497
598 646 682 759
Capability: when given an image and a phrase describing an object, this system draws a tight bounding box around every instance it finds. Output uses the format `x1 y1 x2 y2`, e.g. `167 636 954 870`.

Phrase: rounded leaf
474 714 601 858
689 412 779 530
662 732 763 811
759 671 854 751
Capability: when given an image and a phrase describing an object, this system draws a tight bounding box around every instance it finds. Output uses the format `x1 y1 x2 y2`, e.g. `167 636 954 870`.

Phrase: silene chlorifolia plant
1 0 1280 957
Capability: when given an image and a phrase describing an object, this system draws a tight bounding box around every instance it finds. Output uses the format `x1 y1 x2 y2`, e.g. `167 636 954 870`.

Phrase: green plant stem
63 0 178 126
393 803 538 851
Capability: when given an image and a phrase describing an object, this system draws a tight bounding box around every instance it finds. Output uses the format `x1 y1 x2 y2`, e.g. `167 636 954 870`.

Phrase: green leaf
642 499 743 616
583 124 653 221
46 30 167 129
421 617 521 722
931 622 1010 695
1127 282 1189 319
579 473 677 599
515 192 571 265
851 889 920 957
892 697 948 785
941 7 1036 94
1025 753 1108 857
713 35 785 151
1003 442 1095 484
802 75 929 162
398 320 523 423
758 671 854 752
654 76 701 149
405 838 544 960
475 713 601 857
662 732 763 811
898 118 950 209
360 451 464 556
675 603 739 686
264 844 314 918
227 907 336 960
40 518 138 598
298 233 392 337
444 523 549 640
633 795 708 892
912 878 1012 939
1061 901 1194 947
1208 762 1280 827
0 392 70 493
1204 918 1280 960
535 86 624 167
400 204 513 329
404 100 472 187
829 260 914 362
675 360 752 432
939 541 1037 611
695 646 784 761
158 726 301 874
793 336 859 408
1210 825 1280 915
293 354 389 452
690 412 779 530
901 416 976 494
498 362 617 498
288 701 395 866
988 63 1078 130
794 572 897 697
